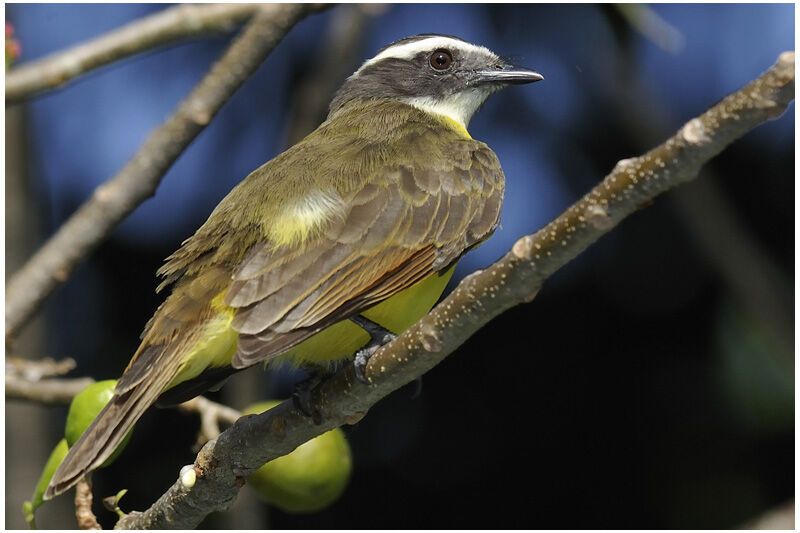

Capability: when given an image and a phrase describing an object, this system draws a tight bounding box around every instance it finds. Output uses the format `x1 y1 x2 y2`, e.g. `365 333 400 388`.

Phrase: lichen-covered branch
4 4 325 343
116 51 794 531
5 4 259 104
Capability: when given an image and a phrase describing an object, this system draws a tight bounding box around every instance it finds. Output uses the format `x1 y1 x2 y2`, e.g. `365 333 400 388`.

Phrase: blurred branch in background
117 52 795 531
6 357 95 405
741 498 795 529
6 374 94 406
5 3 259 104
6 89 76 528
284 3 387 146
4 4 327 344
614 4 684 54
672 177 793 364
178 396 242 453
601 27 793 372
5 362 241 440
7 355 78 379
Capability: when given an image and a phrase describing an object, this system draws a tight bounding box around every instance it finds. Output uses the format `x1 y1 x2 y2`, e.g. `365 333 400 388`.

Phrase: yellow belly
275 262 456 366
168 263 456 386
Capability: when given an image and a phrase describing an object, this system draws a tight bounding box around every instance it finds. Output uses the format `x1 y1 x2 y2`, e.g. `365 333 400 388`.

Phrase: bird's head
329 34 543 130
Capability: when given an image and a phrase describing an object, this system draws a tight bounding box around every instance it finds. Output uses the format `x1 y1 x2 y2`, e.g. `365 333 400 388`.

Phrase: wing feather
230 245 358 335
228 138 505 368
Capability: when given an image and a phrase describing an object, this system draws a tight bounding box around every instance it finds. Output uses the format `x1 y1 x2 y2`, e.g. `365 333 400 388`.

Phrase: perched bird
45 34 542 499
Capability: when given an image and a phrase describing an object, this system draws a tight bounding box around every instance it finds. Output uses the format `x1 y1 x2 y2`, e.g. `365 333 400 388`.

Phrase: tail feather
44 352 179 500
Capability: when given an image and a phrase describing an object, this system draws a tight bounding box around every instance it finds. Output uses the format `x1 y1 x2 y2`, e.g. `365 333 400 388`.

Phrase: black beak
472 63 544 86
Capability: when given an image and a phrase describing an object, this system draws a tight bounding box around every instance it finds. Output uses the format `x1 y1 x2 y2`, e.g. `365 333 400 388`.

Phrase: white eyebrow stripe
357 36 495 72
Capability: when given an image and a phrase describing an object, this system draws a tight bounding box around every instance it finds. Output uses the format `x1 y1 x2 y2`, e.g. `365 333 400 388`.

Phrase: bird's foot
291 367 332 424
350 315 397 384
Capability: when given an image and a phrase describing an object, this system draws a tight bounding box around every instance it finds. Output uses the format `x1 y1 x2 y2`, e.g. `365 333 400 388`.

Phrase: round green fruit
243 401 352 513
65 379 133 467
24 438 70 526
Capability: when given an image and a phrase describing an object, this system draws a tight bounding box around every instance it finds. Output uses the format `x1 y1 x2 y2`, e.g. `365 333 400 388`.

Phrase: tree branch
6 355 77 380
178 396 242 453
5 4 260 104
75 475 101 530
4 4 326 343
5 356 95 405
6 374 95 406
115 51 795 531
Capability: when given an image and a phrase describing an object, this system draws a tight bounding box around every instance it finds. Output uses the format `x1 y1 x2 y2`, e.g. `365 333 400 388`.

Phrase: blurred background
5 3 794 529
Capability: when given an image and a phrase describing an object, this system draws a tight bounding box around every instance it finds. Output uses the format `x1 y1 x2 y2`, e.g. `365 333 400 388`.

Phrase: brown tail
44 345 180 500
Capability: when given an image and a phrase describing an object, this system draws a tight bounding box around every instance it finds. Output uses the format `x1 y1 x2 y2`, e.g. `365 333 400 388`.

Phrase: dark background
6 4 794 529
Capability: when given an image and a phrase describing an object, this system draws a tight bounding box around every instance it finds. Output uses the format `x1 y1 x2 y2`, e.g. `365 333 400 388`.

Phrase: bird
45 33 542 499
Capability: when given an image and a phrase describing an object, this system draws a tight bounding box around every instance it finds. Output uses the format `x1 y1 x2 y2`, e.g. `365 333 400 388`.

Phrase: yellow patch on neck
438 115 472 139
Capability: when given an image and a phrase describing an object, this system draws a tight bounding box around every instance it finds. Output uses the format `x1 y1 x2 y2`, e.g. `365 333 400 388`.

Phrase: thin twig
3 367 241 437
5 4 259 104
75 475 102 530
6 356 77 380
3 365 240 452
4 4 326 343
115 51 794 531
178 396 242 452
5 374 95 406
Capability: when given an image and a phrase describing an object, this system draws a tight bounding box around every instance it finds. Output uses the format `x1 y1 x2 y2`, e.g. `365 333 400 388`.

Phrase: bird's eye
429 49 453 71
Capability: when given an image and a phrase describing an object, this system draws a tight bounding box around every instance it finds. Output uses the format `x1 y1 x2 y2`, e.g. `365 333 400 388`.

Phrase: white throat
401 88 491 130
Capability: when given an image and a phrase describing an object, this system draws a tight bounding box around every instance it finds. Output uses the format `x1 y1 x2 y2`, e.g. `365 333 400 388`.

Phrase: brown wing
227 139 505 369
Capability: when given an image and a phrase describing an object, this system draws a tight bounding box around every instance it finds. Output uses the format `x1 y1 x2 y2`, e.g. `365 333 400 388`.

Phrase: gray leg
350 315 397 384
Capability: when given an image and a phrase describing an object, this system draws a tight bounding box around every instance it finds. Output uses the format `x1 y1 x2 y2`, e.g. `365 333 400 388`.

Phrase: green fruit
243 401 352 513
65 380 133 467
24 438 70 527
